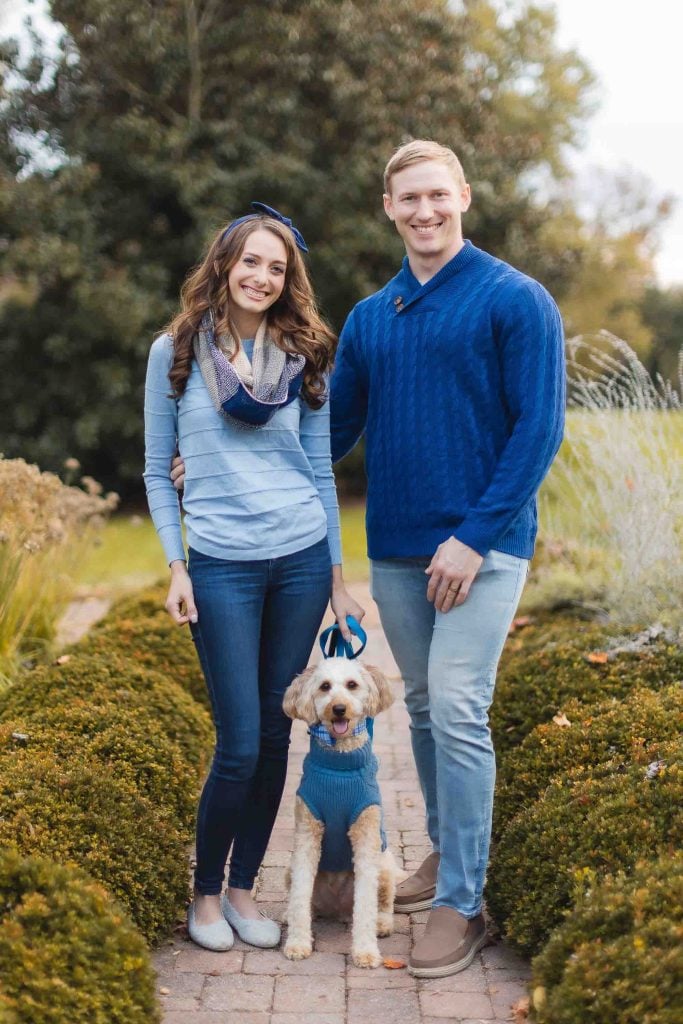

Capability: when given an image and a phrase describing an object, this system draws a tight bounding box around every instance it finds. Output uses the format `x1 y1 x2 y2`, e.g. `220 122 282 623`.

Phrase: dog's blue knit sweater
297 732 387 872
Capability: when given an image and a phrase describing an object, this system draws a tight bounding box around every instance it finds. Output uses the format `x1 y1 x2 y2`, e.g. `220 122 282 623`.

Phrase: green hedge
0 848 159 1024
0 653 213 770
0 744 190 942
485 739 682 955
0 699 198 830
491 624 683 753
107 584 168 620
531 854 683 1024
78 612 209 707
493 684 682 838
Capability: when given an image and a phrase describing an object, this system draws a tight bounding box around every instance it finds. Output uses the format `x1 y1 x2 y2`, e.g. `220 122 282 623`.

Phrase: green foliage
0 848 160 1024
0 653 213 769
0 743 190 942
494 684 683 838
79 612 209 707
531 854 683 1024
491 622 683 753
485 740 683 955
0 701 198 830
640 284 683 385
0 0 595 494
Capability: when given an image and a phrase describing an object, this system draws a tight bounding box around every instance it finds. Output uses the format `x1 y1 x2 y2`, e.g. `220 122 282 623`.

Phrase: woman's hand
330 566 365 642
166 560 198 626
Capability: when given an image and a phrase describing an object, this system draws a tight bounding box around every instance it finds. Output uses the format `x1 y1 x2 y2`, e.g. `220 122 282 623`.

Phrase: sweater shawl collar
391 239 480 313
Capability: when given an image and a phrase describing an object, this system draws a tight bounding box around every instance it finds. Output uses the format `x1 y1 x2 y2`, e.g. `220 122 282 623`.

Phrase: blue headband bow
222 202 309 253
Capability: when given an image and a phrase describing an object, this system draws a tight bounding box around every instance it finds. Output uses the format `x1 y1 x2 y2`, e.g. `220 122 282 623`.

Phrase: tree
639 285 683 387
1 0 595 493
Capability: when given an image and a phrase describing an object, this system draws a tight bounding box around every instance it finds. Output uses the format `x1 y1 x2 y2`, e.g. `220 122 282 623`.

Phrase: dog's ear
362 664 394 715
282 665 318 723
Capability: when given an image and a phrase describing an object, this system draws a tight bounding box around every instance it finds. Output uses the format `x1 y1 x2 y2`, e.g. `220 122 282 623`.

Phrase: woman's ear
282 665 317 723
362 664 394 715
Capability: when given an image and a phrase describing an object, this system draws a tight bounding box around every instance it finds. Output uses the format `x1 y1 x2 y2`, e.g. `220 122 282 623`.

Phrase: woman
143 203 362 951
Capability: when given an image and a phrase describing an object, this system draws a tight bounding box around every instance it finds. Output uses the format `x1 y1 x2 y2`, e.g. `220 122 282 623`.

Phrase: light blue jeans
371 549 528 918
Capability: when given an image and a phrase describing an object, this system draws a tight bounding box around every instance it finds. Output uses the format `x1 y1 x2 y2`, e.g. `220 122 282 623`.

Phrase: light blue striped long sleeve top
143 334 342 566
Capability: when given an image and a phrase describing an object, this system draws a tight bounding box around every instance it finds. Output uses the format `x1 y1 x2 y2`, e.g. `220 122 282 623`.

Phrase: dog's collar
308 720 368 747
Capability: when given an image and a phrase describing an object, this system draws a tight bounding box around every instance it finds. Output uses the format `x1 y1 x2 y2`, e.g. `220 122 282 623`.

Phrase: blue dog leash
319 616 374 739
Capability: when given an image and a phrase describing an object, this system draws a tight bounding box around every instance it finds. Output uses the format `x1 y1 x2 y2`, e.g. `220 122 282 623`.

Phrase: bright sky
3 0 682 286
550 0 683 285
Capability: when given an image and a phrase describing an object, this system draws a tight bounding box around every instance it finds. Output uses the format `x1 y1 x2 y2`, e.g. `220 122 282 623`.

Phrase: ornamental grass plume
0 456 118 685
539 333 683 630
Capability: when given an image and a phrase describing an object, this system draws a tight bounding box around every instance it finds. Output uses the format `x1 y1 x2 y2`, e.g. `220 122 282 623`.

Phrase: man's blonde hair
383 140 467 193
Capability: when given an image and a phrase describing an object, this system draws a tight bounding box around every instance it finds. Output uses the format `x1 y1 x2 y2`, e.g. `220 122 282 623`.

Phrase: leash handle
319 615 367 660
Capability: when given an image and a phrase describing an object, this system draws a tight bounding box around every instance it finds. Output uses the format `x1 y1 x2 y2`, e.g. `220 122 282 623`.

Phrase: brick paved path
153 584 531 1023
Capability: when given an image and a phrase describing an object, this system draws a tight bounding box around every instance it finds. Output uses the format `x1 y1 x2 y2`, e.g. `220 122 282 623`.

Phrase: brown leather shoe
408 906 487 978
393 851 439 913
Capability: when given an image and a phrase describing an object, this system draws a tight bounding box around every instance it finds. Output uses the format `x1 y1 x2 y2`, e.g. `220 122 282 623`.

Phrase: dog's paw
352 948 383 969
284 941 313 960
376 913 394 937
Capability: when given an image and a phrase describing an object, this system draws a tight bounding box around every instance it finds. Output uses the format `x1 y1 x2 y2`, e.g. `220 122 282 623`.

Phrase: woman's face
227 228 288 322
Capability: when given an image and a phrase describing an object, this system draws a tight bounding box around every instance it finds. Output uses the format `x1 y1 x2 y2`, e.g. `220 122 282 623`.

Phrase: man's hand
425 537 483 612
166 560 198 626
170 455 186 492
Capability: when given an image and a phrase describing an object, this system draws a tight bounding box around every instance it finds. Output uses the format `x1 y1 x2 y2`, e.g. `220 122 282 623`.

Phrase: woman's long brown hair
164 215 337 408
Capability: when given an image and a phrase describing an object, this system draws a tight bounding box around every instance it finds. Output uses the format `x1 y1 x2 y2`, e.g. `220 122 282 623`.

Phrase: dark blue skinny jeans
188 538 331 896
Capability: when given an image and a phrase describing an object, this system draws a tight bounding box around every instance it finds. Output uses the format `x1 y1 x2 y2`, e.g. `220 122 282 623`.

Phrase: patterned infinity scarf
194 311 305 428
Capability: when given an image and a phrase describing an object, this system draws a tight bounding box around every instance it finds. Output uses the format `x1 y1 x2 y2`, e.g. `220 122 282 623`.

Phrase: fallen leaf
532 986 547 1011
587 651 609 664
383 957 407 969
625 476 636 491
552 712 572 728
512 615 534 632
55 654 71 665
512 995 530 1021
403 798 414 807
159 987 170 996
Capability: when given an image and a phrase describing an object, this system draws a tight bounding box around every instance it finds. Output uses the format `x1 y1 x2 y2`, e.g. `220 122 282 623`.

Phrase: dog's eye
319 681 332 691
346 680 358 689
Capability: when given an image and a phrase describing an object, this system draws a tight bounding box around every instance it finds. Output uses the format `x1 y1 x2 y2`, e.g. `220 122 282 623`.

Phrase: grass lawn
77 501 370 597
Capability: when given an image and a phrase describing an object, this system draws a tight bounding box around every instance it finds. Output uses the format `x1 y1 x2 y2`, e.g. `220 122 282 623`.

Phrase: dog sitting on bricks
281 656 399 967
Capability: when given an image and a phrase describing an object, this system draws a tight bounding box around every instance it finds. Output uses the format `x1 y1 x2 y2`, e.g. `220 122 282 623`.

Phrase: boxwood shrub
485 738 682 955
0 744 190 942
79 612 208 707
0 848 160 1024
492 625 683 753
107 584 168 621
0 698 198 831
531 854 683 1024
0 653 213 770
493 684 682 838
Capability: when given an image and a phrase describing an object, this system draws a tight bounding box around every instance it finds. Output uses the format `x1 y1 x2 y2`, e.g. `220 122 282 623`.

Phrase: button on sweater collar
392 239 479 313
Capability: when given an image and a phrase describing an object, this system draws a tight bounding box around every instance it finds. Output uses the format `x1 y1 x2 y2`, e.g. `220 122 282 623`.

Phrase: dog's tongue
332 720 349 736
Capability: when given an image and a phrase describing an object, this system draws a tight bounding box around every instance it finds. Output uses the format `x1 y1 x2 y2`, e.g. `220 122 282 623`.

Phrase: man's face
383 160 471 266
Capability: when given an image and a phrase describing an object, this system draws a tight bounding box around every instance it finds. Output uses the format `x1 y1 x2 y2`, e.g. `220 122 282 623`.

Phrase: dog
282 657 399 967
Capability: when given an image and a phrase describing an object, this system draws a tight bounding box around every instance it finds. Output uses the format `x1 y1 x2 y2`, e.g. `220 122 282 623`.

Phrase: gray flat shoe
221 894 281 948
187 901 234 951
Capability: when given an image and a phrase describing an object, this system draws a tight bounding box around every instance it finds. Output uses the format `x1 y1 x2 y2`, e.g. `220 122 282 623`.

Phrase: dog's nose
332 704 347 717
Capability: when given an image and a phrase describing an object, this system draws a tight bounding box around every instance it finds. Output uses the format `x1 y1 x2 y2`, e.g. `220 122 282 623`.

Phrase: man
170 139 565 977
329 139 564 977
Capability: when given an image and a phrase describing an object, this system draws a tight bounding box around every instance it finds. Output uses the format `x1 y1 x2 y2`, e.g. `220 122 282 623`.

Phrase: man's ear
460 184 472 213
383 193 395 221
282 666 317 723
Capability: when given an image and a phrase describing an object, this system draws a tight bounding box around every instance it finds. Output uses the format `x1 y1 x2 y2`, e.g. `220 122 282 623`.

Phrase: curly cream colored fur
282 658 398 967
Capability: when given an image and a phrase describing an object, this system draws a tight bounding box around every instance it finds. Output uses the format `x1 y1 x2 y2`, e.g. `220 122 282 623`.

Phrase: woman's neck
229 310 265 340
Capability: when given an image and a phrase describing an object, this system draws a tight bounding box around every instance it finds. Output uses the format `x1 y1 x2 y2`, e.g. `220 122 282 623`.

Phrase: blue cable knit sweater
330 242 565 560
297 735 387 872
